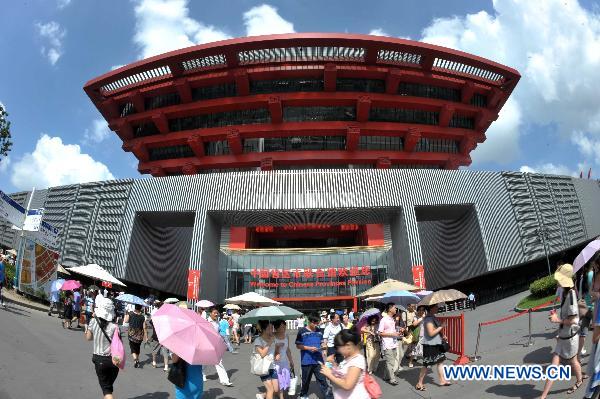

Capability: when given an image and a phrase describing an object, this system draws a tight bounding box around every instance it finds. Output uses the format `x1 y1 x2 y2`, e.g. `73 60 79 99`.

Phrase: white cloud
133 0 230 59
0 156 10 174
471 97 521 165
572 131 600 166
35 21 66 65
10 135 114 190
519 163 578 177
243 4 295 37
110 64 125 71
83 119 111 144
57 0 71 9
369 28 388 36
420 0 600 167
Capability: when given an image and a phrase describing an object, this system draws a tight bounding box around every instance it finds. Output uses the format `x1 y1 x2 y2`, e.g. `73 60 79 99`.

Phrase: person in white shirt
203 307 234 387
323 313 343 364
232 310 241 345
320 328 369 399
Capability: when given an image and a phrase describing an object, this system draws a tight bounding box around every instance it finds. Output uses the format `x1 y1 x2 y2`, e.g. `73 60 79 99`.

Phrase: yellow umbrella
417 289 467 306
357 279 418 298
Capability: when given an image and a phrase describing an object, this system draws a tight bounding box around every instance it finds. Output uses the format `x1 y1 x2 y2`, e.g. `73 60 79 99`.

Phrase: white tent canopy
67 263 127 287
225 292 282 306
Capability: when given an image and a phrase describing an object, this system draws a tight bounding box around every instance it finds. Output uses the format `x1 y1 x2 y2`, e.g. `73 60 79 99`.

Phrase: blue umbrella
116 293 147 306
380 290 420 308
50 279 65 293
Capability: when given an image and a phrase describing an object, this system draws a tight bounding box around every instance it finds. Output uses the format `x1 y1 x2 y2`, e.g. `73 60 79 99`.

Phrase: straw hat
95 296 115 322
554 263 574 288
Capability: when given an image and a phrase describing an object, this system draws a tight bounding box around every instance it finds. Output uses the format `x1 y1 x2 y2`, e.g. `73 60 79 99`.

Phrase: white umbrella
357 279 418 297
66 263 126 287
164 298 180 304
6 249 17 256
57 265 71 275
364 295 384 302
223 304 241 310
225 292 282 306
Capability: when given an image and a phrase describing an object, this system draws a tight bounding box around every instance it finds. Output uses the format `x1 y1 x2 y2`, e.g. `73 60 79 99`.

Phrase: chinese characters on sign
187 269 201 300
249 266 372 289
412 264 426 289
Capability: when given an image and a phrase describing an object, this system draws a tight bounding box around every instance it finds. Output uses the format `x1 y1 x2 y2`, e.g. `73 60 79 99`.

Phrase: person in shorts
253 320 280 399
86 295 120 398
72 288 82 329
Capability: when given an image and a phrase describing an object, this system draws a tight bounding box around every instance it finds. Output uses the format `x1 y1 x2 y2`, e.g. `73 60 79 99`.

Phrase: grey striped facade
2 169 599 302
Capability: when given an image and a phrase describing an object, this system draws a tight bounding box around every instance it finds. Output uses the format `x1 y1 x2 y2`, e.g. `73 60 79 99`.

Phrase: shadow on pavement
203 388 232 399
523 346 553 364
486 383 539 398
128 392 169 399
1 306 30 317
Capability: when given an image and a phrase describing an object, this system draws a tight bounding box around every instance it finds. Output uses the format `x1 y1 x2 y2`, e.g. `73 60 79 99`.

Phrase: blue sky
1 0 600 193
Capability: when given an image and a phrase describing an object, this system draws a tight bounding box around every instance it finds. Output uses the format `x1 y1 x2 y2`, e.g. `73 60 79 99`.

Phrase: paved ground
0 290 594 398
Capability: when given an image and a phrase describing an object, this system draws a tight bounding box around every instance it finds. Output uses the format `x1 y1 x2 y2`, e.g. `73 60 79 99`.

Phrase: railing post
471 323 482 362
524 308 534 347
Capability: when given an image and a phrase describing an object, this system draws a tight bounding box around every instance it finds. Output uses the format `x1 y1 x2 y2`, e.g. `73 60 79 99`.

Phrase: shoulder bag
168 359 187 389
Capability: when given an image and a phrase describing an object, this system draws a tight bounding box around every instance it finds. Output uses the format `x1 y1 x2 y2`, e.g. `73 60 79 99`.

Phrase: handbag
288 371 298 396
364 372 382 398
110 328 126 370
168 360 187 389
250 353 274 376
440 339 451 353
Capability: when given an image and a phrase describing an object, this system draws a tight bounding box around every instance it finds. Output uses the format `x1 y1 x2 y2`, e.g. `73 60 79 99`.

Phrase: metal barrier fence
472 298 556 361
437 313 469 365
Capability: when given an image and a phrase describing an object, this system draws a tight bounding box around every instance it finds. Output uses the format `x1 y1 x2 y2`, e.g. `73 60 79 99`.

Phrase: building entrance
275 296 357 314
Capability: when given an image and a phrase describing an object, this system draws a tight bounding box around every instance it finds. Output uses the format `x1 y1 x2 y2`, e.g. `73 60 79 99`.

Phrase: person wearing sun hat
539 263 584 398
86 295 121 398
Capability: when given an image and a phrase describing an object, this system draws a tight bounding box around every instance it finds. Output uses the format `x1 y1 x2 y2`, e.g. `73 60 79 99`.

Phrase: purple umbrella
573 239 600 274
356 308 381 332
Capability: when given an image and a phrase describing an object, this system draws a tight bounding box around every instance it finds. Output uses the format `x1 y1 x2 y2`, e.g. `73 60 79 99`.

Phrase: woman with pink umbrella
152 304 227 399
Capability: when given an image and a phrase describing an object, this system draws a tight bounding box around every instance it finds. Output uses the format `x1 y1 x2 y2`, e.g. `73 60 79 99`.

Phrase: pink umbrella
60 280 81 291
152 304 226 365
573 239 600 274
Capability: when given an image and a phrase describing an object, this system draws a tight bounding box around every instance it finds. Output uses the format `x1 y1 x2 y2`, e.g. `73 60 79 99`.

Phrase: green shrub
2 261 15 289
529 275 557 298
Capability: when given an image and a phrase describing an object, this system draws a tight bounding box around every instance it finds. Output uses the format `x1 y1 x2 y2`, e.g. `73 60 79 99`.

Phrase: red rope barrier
479 299 556 327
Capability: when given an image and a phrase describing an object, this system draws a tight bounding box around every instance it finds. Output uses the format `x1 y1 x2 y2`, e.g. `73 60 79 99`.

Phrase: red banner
249 266 372 289
187 269 201 300
101 281 112 288
412 264 426 289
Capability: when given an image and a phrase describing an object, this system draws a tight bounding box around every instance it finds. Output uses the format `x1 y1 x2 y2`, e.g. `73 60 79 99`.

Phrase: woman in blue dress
171 353 204 399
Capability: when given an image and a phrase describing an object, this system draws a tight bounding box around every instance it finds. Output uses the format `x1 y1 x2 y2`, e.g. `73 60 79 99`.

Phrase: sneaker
221 382 233 387
256 394 264 399
389 380 399 385
581 347 587 355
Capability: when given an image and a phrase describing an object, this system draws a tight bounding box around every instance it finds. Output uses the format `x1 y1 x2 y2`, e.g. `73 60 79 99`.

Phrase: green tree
0 103 13 162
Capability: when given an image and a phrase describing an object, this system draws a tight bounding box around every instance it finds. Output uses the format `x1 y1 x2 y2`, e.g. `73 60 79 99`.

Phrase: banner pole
15 187 34 292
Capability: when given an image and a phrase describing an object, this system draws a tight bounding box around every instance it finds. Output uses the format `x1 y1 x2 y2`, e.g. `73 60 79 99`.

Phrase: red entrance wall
229 224 385 249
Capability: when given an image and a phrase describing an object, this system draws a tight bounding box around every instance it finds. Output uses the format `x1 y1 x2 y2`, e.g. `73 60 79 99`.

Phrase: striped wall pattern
418 207 488 289
6 170 600 301
39 180 133 270
125 216 193 295
572 178 600 239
